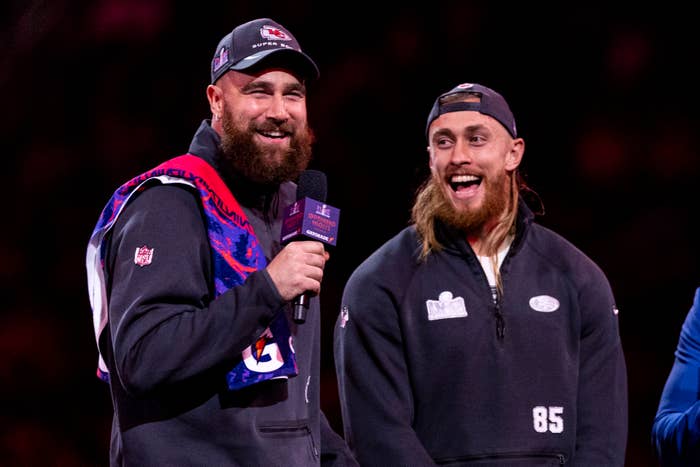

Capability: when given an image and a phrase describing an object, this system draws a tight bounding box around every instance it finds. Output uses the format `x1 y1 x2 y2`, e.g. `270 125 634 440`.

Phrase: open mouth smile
449 174 482 193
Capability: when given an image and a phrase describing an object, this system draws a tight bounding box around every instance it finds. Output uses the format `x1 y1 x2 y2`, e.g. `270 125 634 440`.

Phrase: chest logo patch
134 245 154 267
529 295 560 312
426 291 468 321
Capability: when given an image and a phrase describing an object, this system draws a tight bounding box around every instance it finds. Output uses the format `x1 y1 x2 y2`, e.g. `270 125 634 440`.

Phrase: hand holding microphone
265 241 328 303
274 170 340 323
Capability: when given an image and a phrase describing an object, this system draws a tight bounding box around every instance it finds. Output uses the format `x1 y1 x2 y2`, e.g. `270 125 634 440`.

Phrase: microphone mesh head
297 170 327 202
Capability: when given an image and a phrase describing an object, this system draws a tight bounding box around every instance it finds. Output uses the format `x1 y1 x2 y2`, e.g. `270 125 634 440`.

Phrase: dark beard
429 171 508 234
219 108 314 187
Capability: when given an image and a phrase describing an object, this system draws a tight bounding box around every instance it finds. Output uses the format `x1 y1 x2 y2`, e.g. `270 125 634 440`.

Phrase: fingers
266 241 328 302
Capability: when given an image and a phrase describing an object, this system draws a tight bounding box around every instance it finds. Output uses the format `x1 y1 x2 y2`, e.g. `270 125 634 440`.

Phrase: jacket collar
435 199 535 257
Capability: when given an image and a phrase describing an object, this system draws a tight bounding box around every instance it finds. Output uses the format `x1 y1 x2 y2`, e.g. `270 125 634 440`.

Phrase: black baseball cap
210 18 319 84
425 83 517 139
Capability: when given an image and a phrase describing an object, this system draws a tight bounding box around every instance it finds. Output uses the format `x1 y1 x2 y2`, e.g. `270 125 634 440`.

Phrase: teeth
260 131 285 138
451 174 479 183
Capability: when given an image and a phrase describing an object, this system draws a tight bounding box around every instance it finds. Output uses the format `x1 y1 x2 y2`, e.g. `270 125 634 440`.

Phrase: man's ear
505 138 525 171
206 84 224 117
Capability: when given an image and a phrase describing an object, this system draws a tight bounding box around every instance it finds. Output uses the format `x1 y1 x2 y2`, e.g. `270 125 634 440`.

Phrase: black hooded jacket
334 202 628 466
94 120 356 466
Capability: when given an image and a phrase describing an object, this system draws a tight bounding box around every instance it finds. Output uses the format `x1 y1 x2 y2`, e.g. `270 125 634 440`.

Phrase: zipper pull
495 296 505 339
496 311 505 339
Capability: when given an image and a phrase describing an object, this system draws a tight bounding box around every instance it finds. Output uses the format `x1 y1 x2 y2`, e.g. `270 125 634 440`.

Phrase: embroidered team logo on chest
528 295 560 313
134 245 154 267
426 291 468 321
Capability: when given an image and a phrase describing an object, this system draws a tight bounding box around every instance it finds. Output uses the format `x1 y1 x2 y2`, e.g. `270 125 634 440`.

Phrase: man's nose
265 94 289 122
451 138 473 163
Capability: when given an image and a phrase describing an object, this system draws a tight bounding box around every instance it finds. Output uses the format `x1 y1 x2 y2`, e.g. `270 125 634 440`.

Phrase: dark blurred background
2 1 698 465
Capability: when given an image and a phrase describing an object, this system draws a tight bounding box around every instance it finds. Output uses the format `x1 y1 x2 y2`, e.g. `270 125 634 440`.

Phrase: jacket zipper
476 251 505 341
438 451 565 464
495 292 505 340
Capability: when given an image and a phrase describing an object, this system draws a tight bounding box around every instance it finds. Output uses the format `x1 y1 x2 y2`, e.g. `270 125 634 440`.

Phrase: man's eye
244 87 269 96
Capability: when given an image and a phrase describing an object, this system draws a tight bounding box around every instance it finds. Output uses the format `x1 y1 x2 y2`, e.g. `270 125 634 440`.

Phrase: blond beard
428 172 508 233
412 171 515 259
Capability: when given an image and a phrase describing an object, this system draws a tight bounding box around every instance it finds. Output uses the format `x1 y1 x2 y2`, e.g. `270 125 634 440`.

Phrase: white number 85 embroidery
533 406 564 433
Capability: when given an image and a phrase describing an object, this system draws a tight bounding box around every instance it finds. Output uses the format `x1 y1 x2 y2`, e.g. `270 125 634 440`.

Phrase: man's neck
466 217 497 256
466 216 511 257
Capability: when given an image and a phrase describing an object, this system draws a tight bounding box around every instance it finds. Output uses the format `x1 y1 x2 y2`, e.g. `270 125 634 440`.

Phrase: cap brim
230 48 319 82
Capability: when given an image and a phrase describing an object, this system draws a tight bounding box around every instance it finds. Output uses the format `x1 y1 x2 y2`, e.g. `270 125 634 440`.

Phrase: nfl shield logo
134 245 154 267
340 305 349 328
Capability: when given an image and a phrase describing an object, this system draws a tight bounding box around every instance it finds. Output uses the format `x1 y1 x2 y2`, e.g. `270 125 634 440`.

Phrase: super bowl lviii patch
426 291 468 321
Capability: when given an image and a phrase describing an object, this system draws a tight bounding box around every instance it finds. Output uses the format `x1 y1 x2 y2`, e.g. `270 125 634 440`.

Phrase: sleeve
333 259 437 467
104 184 284 395
652 287 700 466
573 265 628 466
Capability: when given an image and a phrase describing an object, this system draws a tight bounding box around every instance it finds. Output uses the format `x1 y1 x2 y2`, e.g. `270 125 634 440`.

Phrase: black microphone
297 169 327 210
292 170 326 324
281 170 340 324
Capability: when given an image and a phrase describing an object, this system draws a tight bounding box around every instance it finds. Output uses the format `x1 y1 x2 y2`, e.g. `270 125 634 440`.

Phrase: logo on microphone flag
280 197 340 246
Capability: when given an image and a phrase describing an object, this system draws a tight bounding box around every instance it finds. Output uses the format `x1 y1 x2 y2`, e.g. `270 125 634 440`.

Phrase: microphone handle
292 292 310 324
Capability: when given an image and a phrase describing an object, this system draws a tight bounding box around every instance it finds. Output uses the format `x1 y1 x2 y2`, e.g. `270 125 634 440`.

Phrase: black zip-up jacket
334 203 628 466
95 120 356 466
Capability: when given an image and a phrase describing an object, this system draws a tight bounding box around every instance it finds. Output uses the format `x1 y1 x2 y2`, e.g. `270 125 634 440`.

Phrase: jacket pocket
258 418 319 461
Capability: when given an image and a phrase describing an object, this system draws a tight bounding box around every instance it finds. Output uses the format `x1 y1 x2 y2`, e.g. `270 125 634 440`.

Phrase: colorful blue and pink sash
86 154 297 390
